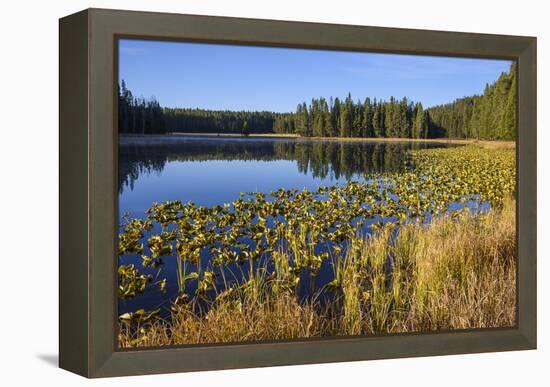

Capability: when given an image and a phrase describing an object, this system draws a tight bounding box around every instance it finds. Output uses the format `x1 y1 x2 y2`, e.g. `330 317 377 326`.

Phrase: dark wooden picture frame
59 8 536 378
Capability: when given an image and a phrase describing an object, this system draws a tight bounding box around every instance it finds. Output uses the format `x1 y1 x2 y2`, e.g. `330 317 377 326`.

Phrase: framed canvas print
59 8 537 378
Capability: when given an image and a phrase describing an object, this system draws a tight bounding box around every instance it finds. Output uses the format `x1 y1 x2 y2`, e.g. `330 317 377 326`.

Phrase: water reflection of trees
118 139 446 193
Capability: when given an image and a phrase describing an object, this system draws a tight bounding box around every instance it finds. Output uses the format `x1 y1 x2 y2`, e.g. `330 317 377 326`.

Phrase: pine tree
339 93 353 137
321 98 330 137
385 97 399 137
362 97 373 137
372 100 385 137
241 120 250 136
295 103 305 136
502 64 516 140
331 97 341 137
412 102 424 138
398 97 411 138
353 100 364 137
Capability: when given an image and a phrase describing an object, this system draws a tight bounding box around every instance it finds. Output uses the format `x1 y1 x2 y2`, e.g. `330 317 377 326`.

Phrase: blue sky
119 39 512 112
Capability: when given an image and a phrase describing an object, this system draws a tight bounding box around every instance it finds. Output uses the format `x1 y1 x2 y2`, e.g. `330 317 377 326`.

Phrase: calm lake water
118 135 455 315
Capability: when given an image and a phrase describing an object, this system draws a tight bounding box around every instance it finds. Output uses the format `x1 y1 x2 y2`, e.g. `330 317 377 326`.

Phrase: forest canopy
118 63 516 140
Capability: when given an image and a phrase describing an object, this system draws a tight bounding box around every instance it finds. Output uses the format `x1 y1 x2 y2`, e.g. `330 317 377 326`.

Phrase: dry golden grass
356 195 516 333
119 197 516 347
242 134 514 149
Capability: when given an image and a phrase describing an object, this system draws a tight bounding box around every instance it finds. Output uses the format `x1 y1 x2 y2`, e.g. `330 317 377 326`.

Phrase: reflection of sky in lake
118 136 450 216
120 159 366 216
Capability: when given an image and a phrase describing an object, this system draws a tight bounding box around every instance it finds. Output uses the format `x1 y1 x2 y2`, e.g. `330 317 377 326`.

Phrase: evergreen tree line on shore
118 79 281 136
118 80 166 135
273 95 431 139
118 64 515 140
428 63 516 140
162 108 279 135
275 64 515 140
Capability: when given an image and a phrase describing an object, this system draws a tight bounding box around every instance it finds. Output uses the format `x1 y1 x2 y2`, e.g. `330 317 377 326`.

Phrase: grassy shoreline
119 132 515 149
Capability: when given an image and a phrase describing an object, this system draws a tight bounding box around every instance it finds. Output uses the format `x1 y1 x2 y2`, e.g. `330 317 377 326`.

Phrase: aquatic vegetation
117 144 516 346
118 264 152 299
118 195 516 346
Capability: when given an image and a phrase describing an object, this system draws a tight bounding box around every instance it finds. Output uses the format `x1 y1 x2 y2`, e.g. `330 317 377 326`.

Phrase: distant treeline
118 64 515 140
163 108 279 134
118 80 281 136
273 95 431 139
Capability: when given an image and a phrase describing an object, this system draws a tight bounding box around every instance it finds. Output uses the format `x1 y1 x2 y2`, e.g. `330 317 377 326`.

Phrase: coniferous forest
118 64 516 140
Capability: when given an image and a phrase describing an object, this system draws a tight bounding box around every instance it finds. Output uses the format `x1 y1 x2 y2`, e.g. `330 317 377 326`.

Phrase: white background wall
0 0 547 385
